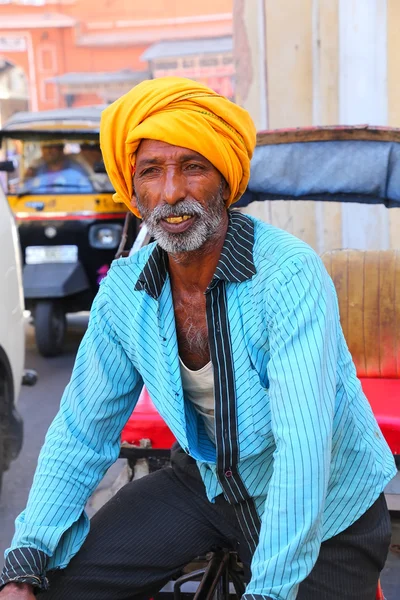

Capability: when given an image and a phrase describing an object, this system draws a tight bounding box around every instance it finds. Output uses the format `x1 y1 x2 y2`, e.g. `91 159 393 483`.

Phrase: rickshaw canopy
0 106 105 142
240 125 400 209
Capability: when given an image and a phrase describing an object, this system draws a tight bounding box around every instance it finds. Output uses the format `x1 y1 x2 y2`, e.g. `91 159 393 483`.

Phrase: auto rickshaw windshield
5 138 114 195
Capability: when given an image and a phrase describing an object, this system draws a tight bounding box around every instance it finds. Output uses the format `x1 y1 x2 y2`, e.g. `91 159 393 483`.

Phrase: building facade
0 57 29 127
234 0 400 252
0 0 233 117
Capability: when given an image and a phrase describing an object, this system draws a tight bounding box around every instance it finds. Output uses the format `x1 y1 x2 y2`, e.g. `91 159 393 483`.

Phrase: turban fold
100 77 257 217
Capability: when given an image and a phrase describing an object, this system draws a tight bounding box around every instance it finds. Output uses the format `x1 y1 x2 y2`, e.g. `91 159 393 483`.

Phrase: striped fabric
1 212 396 600
0 548 48 590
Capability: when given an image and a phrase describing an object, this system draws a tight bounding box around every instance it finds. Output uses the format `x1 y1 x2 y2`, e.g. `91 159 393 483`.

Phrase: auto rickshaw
0 107 138 357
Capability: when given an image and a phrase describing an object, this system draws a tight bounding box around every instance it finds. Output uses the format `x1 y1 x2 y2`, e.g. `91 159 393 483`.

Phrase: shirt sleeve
244 253 339 600
0 548 49 591
3 277 143 578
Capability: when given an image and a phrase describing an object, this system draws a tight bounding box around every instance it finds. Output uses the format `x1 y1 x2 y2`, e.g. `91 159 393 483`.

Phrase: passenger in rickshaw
77 141 111 191
0 78 396 600
78 141 103 171
23 141 93 194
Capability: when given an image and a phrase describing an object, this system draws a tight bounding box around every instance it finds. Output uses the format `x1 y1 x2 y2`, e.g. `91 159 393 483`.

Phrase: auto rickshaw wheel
34 301 66 358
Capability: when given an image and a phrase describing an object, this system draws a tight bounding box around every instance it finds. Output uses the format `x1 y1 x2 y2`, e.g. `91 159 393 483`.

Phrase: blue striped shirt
1 212 396 599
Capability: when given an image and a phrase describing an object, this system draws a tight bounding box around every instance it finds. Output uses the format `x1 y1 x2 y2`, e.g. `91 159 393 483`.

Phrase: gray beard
136 186 226 254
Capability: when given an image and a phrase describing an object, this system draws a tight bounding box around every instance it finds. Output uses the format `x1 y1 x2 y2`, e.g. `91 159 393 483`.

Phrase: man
77 142 112 191
78 142 103 170
24 142 93 193
0 77 396 600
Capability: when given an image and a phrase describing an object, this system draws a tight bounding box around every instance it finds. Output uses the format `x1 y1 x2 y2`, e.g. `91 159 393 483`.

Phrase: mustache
146 199 205 222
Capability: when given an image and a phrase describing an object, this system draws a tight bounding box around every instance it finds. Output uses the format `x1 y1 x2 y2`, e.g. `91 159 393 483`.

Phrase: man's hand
0 583 35 599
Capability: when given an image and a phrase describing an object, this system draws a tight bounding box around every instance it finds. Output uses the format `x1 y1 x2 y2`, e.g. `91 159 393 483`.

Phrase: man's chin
145 211 224 254
156 238 204 255
151 228 205 254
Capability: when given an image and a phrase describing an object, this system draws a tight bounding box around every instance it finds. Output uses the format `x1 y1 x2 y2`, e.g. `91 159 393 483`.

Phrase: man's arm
244 253 338 600
0 277 143 592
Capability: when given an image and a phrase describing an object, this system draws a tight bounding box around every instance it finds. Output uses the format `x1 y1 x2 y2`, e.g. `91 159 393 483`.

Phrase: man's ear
130 196 139 213
130 181 140 214
221 177 230 202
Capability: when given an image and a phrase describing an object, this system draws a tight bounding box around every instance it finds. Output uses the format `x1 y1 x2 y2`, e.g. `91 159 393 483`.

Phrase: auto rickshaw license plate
25 245 78 264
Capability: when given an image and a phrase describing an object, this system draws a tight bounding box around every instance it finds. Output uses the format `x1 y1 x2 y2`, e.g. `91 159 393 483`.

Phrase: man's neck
167 212 229 293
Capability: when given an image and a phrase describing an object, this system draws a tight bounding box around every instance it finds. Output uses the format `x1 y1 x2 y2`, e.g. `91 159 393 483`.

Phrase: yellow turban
100 77 256 217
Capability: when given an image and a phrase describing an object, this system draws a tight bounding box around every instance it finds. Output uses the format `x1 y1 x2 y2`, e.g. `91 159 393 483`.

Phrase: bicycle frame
173 550 245 600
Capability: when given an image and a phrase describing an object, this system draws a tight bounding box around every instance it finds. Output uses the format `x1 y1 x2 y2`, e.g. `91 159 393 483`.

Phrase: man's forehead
136 139 209 164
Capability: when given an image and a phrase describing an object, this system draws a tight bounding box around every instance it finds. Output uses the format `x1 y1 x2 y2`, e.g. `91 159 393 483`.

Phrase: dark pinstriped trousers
39 446 392 600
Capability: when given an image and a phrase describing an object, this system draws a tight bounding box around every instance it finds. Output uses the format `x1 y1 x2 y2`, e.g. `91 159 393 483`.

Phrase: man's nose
163 169 186 205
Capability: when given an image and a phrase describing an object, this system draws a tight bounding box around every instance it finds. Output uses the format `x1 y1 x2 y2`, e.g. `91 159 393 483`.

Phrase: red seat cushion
121 380 400 455
121 387 176 449
360 378 400 455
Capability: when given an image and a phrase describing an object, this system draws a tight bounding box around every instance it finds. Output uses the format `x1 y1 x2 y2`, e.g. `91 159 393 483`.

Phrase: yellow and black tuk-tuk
0 107 138 357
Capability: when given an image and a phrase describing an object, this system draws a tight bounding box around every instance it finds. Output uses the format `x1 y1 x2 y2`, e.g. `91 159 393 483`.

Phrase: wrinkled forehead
135 139 213 167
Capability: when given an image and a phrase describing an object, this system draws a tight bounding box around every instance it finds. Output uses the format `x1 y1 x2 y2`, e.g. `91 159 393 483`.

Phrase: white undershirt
179 358 215 442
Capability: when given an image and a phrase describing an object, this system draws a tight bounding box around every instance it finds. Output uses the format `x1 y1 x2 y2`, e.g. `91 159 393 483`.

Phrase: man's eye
141 167 158 175
186 163 202 171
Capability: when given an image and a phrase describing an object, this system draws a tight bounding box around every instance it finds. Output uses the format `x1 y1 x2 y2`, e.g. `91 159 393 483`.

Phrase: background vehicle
0 107 137 357
0 178 25 494
119 126 400 514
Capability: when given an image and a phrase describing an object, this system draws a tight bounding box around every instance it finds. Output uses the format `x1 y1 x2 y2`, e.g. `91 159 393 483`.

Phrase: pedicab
0 107 138 356
116 125 400 600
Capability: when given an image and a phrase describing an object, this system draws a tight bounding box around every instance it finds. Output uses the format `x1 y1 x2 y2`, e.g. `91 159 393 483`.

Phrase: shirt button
224 469 233 478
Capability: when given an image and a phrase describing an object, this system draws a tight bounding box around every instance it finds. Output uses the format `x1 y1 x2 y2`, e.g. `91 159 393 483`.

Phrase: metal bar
193 551 230 600
173 568 207 600
115 212 133 259
256 125 400 146
119 446 171 459
228 568 246 599
0 131 100 143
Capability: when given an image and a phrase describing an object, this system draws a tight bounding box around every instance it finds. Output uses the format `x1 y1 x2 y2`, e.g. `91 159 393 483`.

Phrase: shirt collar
135 210 256 299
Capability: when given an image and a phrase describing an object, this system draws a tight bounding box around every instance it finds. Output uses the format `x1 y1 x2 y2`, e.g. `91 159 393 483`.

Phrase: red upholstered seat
122 250 400 455
122 380 400 455
360 378 400 455
121 387 176 449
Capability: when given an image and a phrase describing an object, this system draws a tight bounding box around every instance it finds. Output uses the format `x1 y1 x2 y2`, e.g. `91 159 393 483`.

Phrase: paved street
0 316 399 597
